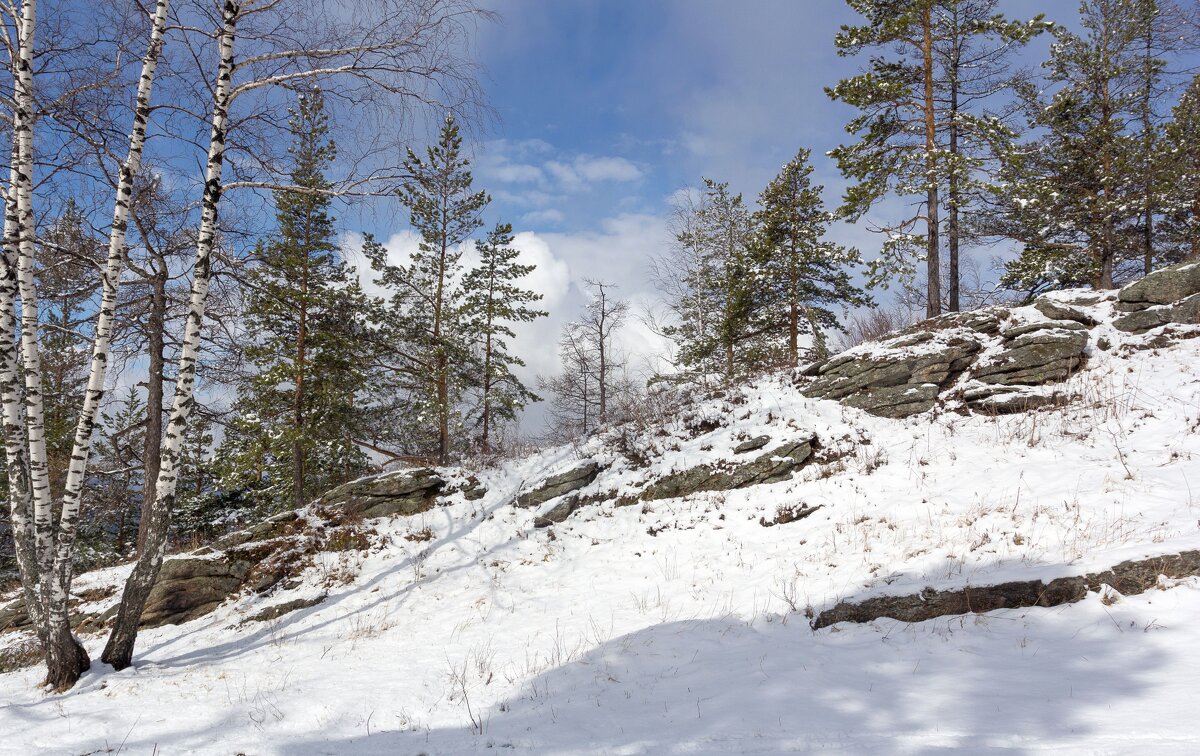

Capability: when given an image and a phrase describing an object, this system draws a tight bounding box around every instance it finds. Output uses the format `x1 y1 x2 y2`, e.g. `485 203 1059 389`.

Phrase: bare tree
540 280 631 441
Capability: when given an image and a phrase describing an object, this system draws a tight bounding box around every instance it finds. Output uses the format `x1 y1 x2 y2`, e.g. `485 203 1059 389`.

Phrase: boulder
517 461 601 509
733 435 770 454
1118 262 1200 308
461 478 487 501
641 437 816 501
960 384 1068 414
1032 297 1098 326
1113 292 1200 334
533 495 584 528
140 555 253 628
317 468 445 520
970 321 1088 386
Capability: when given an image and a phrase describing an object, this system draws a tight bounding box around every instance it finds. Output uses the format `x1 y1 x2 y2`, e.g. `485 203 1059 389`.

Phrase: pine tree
666 179 760 383
226 88 372 510
827 0 946 317
829 1 1046 314
84 388 146 565
1159 74 1200 262
368 114 489 464
36 203 102 498
755 149 869 367
459 223 546 453
933 1 1049 310
997 0 1151 295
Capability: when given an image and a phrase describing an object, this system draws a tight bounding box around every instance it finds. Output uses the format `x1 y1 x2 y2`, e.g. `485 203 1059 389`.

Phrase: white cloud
520 208 566 227
543 155 643 192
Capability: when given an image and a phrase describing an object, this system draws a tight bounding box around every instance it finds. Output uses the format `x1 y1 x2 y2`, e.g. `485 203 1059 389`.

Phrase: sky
339 0 1091 435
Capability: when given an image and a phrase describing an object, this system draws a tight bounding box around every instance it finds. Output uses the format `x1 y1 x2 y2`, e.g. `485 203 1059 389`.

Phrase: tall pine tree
755 149 869 367
225 88 371 510
998 0 1151 295
368 114 489 464
459 223 546 453
828 0 946 317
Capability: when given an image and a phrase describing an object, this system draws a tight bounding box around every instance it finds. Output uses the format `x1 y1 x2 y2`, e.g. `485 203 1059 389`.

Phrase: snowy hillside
4 279 1200 754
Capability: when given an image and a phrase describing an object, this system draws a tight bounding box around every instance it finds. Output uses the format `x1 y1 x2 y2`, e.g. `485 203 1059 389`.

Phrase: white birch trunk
47 0 171 637
103 0 238 669
0 166 42 638
11 0 56 610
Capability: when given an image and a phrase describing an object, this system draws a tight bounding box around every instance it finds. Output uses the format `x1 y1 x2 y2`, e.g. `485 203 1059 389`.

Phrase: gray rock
971 324 1087 386
1118 261 1200 307
843 383 941 418
1032 297 1098 326
533 495 584 528
803 328 982 418
961 384 1067 414
317 468 445 519
733 435 770 454
1113 292 1200 334
245 594 326 624
641 437 816 501
517 461 601 508
140 555 254 628
461 478 487 501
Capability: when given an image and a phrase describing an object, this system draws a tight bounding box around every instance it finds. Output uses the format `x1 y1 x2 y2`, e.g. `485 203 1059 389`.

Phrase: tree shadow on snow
284 602 1169 755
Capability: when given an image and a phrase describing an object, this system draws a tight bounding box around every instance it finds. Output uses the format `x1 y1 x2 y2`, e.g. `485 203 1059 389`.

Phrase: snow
3 298 1200 753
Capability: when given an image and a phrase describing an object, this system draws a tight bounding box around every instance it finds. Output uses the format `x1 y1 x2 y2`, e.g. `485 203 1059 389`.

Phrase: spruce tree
997 0 1151 295
368 114 489 464
459 223 546 453
226 88 371 510
755 149 869 367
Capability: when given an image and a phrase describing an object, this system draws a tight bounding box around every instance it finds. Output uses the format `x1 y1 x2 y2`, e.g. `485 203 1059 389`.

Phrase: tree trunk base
43 631 90 692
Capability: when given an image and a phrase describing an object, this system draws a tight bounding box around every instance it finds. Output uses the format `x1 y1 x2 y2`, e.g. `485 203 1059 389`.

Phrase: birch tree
0 0 171 690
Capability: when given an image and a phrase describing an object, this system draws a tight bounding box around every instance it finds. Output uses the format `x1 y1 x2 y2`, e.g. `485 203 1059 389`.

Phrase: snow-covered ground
4 298 1200 754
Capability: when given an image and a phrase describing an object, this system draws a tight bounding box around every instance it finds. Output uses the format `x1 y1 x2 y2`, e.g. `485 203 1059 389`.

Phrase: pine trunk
947 21 961 313
103 0 233 671
922 4 942 318
788 239 799 367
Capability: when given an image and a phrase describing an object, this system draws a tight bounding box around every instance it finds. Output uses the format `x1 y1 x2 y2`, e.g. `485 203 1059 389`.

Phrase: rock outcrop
315 468 445 519
800 300 1094 418
516 461 601 509
971 321 1088 386
139 555 254 627
802 329 984 418
1113 262 1200 333
641 437 816 501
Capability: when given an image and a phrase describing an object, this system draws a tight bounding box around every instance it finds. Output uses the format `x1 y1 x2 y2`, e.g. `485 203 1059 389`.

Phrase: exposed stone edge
812 550 1200 630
